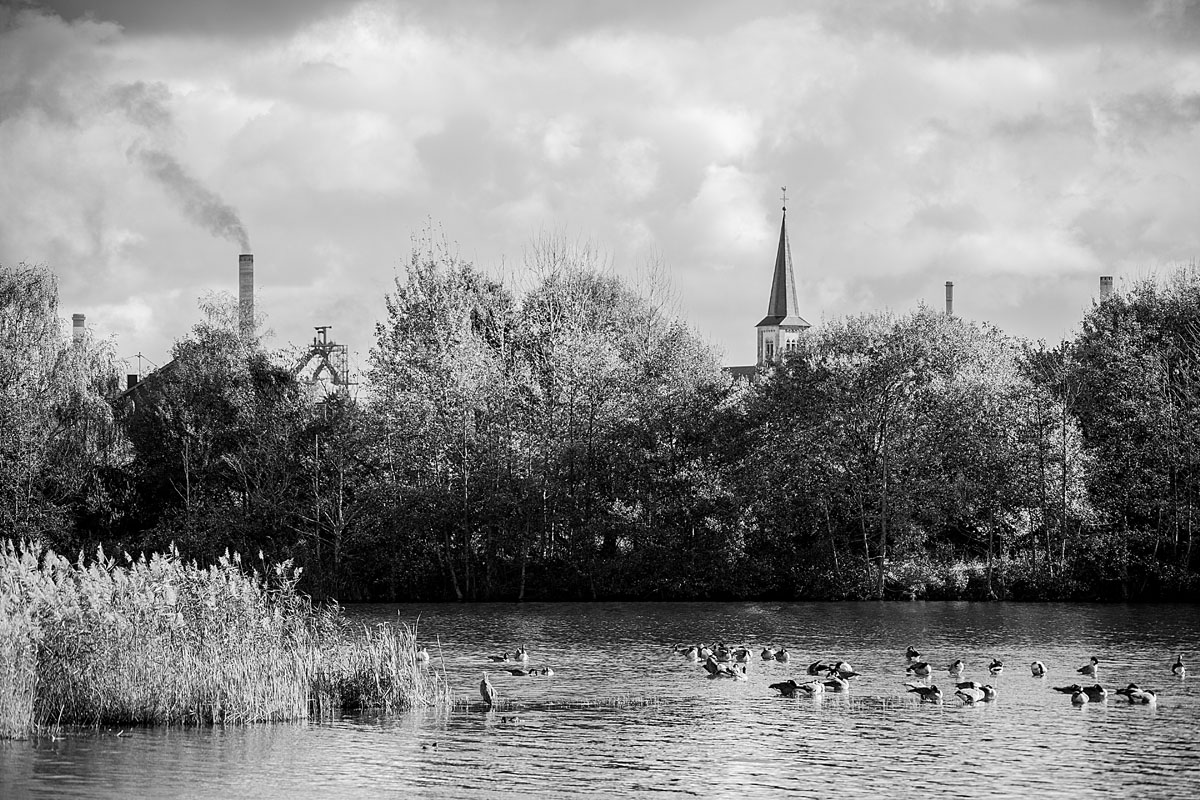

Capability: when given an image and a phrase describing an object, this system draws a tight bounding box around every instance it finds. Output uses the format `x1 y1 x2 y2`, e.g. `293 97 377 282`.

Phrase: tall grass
0 540 449 739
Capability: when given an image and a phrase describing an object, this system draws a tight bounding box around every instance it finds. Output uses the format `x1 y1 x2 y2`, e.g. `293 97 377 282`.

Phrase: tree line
3 243 1198 601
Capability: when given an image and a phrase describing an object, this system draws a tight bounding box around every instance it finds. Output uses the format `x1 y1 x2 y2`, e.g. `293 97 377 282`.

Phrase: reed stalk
0 540 449 739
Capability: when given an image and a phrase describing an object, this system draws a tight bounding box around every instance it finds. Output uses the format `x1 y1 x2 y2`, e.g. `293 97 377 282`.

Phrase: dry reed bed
0 541 449 739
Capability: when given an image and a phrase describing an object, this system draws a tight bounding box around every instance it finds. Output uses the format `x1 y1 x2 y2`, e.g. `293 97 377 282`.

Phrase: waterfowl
831 669 863 680
487 653 509 662
807 660 831 675
1030 661 1046 677
514 647 530 662
956 681 986 691
987 659 1004 675
732 647 751 663
539 667 554 676
980 685 997 702
702 656 721 676
829 661 855 678
1071 690 1089 706
955 686 985 705
823 675 850 693
1172 654 1185 677
505 667 530 676
1076 657 1099 678
415 646 430 663
770 679 803 697
682 646 700 662
905 683 942 703
947 659 965 677
774 648 791 663
1115 683 1156 704
761 647 776 661
906 646 921 661
1053 683 1106 701
480 672 497 708
905 662 932 678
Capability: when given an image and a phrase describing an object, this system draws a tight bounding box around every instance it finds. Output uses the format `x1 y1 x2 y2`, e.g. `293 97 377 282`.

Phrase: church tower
756 190 810 365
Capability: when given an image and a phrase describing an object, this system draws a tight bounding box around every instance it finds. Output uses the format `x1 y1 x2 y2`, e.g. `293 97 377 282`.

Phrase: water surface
3 602 1198 798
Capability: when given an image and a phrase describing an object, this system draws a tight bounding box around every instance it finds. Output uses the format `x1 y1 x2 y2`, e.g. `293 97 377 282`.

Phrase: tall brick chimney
945 281 954 316
1099 275 1113 300
72 313 85 344
239 254 254 336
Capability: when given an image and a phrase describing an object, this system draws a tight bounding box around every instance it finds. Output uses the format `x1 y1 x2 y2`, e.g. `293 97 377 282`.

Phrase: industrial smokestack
945 281 954 316
72 313 85 344
239 254 254 336
1099 275 1113 300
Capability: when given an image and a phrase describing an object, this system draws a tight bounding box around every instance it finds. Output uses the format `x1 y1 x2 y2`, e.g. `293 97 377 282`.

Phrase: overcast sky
3 0 1199 374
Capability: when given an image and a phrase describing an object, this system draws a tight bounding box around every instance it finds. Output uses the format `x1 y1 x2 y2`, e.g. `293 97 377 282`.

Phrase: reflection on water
3 602 1199 799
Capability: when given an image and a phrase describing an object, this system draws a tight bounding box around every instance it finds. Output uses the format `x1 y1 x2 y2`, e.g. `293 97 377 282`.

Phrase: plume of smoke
112 81 251 251
132 146 251 252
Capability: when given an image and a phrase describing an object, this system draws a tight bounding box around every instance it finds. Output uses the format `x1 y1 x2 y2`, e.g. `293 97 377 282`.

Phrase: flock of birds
479 647 556 707
473 643 1185 710
677 642 1184 707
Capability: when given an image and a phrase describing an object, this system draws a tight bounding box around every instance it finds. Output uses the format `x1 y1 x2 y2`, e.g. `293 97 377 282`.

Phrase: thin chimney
239 254 254 336
945 281 954 316
1099 275 1113 300
72 313 86 344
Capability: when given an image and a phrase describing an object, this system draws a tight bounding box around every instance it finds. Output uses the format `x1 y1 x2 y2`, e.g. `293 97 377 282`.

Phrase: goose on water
1172 654 1185 677
761 647 776 660
774 648 791 663
905 662 932 678
807 661 832 676
1053 683 1106 702
1030 661 1046 678
947 659 965 677
415 646 430 663
823 675 850 693
1071 689 1089 706
906 646 921 661
905 683 942 703
1077 656 1099 678
988 659 1004 675
1115 683 1157 704
956 686 985 705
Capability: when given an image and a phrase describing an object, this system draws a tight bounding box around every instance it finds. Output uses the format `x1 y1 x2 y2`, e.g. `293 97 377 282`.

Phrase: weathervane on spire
780 185 788 213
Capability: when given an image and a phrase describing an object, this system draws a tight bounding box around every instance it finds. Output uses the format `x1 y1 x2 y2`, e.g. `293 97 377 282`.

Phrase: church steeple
756 188 810 365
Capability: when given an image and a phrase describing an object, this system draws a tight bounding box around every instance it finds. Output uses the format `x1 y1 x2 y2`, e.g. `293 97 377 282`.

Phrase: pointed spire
757 194 809 328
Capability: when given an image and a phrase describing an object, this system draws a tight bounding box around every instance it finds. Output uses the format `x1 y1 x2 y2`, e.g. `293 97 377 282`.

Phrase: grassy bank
0 541 449 739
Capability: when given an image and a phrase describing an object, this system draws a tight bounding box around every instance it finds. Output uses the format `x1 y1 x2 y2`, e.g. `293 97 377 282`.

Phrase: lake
3 602 1199 798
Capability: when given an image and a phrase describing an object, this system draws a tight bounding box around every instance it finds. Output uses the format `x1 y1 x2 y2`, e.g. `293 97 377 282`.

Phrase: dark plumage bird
1116 683 1157 704
947 659 965 677
505 667 530 676
823 675 850 693
1071 689 1089 706
807 661 832 676
906 646 921 661
1077 656 1099 678
988 659 1004 675
770 679 803 697
761 647 776 661
956 681 986 691
956 686 985 705
906 662 932 678
1030 661 1046 677
1172 654 1185 677
480 672 497 708
487 653 509 662
1054 683 1106 702
829 661 856 678
774 648 791 663
905 683 942 702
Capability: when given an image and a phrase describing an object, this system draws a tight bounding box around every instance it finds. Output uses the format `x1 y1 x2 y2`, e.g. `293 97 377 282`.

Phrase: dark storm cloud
36 0 361 38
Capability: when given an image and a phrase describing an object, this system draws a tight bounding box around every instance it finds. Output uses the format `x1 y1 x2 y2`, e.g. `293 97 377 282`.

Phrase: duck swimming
1030 661 1046 677
905 683 942 703
1076 656 1099 678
